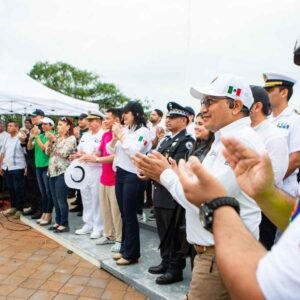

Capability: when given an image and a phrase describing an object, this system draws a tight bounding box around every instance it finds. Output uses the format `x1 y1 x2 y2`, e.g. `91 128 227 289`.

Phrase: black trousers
5 169 25 211
25 156 40 210
155 207 186 274
115 167 145 260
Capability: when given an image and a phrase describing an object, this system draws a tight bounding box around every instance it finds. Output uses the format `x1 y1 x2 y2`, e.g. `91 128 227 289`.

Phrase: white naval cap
263 73 296 88
86 111 105 120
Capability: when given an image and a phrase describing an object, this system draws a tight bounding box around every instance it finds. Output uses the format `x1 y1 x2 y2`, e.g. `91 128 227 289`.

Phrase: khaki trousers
188 252 230 300
99 184 122 242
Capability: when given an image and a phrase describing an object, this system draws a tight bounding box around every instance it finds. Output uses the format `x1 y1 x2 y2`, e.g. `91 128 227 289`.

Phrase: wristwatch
199 197 240 232
95 157 100 163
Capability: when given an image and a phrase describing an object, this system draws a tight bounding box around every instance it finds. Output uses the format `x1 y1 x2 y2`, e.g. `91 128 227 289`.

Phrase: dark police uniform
151 102 194 285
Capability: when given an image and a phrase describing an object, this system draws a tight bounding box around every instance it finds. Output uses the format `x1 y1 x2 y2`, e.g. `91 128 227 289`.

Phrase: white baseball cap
41 117 54 126
64 160 91 190
190 73 254 109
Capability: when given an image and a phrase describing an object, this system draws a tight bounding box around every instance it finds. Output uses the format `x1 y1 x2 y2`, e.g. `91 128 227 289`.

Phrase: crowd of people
0 45 300 299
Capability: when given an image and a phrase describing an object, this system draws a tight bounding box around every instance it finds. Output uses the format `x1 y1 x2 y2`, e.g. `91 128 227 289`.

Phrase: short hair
25 118 32 124
7 121 19 128
106 108 122 120
153 109 163 118
279 86 293 101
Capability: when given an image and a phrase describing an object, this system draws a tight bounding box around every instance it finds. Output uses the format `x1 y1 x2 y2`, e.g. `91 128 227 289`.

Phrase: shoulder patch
185 141 193 150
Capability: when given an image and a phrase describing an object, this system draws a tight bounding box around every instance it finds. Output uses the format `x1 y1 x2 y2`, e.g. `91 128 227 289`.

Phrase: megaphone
294 39 300 66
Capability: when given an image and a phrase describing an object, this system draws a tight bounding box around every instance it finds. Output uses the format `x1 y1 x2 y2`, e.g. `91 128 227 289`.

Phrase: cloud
0 0 299 111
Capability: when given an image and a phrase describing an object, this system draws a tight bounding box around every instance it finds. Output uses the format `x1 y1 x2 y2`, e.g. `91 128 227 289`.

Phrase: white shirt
1 135 26 171
148 121 165 141
0 131 9 152
269 107 300 196
107 126 152 174
256 214 300 300
186 122 196 140
253 119 289 188
77 129 103 168
160 117 265 246
161 168 213 245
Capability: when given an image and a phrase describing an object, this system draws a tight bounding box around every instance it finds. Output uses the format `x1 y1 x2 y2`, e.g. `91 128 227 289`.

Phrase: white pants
80 167 103 233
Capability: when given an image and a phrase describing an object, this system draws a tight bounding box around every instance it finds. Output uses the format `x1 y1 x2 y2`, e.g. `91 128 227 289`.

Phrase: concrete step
21 213 190 300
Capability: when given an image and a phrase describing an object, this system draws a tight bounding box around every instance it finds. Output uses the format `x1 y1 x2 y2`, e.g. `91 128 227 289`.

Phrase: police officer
149 102 194 285
263 73 300 197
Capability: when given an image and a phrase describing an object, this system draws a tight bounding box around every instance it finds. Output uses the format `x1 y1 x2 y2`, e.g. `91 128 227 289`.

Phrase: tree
28 61 129 110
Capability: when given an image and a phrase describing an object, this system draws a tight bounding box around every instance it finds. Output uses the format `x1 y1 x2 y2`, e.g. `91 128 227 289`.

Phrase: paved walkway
0 213 146 300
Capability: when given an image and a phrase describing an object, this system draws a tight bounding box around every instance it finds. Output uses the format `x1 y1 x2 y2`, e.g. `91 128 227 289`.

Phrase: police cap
166 102 190 119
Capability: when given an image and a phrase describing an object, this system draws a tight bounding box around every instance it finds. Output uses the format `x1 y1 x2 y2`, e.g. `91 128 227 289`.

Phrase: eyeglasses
200 96 232 107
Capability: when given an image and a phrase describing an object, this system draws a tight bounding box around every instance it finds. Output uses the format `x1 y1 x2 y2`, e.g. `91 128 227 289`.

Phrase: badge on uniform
185 141 193 150
277 122 290 129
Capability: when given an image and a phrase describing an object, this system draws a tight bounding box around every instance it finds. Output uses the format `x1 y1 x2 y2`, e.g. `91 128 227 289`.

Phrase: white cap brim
190 87 226 99
64 160 90 190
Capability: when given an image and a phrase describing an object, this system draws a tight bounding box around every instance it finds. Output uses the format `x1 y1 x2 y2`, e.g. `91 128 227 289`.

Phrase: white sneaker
111 242 121 252
75 226 92 235
3 208 17 216
90 231 102 239
96 236 115 245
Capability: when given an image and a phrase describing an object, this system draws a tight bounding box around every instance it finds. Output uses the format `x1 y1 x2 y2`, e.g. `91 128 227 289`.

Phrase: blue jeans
115 167 145 260
49 174 69 227
36 167 53 213
4 169 25 211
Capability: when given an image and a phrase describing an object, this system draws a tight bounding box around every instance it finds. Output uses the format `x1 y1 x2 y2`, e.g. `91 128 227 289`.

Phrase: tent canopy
0 72 98 116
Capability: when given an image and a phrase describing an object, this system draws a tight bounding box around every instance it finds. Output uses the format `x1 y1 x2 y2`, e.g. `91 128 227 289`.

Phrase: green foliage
28 61 130 110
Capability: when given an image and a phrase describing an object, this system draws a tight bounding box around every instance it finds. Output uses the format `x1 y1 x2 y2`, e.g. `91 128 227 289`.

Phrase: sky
0 0 300 113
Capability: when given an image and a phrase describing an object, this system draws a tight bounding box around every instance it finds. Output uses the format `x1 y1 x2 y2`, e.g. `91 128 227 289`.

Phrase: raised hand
132 151 170 182
177 156 227 206
221 137 275 199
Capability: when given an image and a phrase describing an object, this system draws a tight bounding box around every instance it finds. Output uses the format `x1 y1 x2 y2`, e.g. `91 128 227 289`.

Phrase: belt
194 244 215 254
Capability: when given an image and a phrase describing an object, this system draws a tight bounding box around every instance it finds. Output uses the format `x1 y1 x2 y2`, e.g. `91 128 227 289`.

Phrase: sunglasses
60 117 70 124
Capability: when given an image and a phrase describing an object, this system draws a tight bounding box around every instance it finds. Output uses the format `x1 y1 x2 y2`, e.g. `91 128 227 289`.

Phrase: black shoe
69 206 81 212
77 211 83 217
22 208 36 216
70 200 78 206
31 211 42 219
148 263 167 274
48 224 59 231
155 272 183 285
55 226 70 233
148 214 156 221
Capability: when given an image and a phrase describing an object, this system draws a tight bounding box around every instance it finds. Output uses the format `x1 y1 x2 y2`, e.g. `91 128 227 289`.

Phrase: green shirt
34 131 53 168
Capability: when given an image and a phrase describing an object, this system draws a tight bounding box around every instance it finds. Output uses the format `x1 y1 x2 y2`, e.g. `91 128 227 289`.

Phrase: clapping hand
177 156 227 206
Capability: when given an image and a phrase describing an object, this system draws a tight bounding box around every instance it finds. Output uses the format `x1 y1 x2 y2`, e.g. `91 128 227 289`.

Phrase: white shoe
75 226 92 235
3 208 16 216
111 242 121 252
90 231 102 239
96 236 115 245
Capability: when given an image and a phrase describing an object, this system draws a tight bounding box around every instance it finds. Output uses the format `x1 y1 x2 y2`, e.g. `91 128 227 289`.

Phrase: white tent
0 72 98 116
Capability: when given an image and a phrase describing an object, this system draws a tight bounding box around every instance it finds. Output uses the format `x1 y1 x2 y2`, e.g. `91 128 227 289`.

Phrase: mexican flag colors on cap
227 86 242 97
